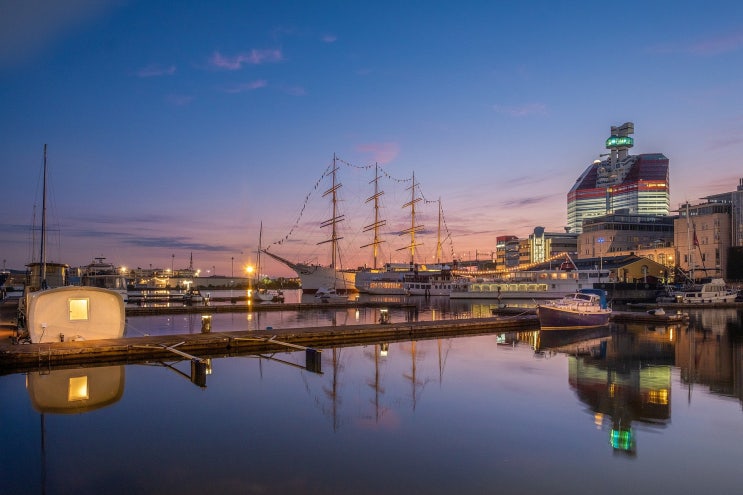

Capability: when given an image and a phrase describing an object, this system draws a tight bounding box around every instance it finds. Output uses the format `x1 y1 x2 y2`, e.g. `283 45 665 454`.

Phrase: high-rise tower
567 122 669 233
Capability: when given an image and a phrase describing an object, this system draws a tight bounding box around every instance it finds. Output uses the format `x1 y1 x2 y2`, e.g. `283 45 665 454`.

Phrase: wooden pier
0 305 539 374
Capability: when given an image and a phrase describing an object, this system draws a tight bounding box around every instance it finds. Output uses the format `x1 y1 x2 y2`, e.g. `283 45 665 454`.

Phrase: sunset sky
2 1 742 277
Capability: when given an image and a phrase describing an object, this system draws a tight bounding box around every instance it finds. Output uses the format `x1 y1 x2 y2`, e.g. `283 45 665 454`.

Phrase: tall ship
450 254 609 300
263 154 357 294
354 170 463 296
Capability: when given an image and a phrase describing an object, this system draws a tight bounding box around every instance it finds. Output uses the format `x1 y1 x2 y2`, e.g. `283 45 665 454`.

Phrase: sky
1 0 743 278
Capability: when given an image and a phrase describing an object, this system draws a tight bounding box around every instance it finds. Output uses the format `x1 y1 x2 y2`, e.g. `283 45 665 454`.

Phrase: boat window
68 298 90 321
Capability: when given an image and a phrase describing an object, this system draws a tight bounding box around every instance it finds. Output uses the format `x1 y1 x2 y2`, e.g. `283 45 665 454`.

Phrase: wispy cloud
501 195 554 208
322 34 337 43
283 85 306 96
136 64 176 77
210 49 283 70
492 102 547 117
166 94 193 106
356 142 400 164
222 80 268 93
649 30 743 56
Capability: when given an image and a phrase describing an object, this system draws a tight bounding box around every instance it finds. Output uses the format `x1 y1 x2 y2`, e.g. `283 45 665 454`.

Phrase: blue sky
1 0 742 277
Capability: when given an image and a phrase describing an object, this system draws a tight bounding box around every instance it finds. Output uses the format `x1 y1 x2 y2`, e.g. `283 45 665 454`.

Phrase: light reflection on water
1 305 742 494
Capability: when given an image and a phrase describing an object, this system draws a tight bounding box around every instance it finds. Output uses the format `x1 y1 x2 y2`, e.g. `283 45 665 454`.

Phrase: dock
0 293 540 374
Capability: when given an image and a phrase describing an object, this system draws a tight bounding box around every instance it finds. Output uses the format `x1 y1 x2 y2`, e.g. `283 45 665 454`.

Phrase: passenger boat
355 262 466 295
18 145 126 343
79 257 129 302
656 278 737 304
451 255 608 300
537 289 612 330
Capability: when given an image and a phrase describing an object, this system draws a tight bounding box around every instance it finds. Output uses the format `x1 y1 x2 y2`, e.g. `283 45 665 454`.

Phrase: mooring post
305 348 322 373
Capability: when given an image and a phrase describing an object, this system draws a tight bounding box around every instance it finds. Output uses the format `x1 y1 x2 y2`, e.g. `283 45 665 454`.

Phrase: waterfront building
567 122 670 233
518 227 577 268
577 213 676 280
674 200 732 281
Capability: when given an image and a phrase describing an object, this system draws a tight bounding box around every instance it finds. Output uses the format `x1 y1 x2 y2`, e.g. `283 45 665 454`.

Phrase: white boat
537 289 612 330
451 255 608 300
315 287 348 303
80 257 129 302
18 145 126 343
658 278 738 304
24 285 125 343
356 262 466 295
262 155 357 294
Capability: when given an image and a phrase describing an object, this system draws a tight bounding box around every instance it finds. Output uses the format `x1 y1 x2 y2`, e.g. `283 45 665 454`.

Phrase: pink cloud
492 102 547 117
166 94 193 106
690 31 743 55
136 64 176 77
222 80 268 93
356 142 400 164
210 49 283 70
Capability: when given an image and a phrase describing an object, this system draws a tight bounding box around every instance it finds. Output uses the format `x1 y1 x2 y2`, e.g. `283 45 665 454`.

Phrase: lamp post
246 265 254 304
597 237 604 282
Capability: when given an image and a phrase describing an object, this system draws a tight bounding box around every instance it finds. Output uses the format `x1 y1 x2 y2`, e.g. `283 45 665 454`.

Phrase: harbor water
1 298 742 494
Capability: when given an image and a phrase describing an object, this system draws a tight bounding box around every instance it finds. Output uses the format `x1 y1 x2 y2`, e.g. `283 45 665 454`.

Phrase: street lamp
246 265 254 304
597 237 605 281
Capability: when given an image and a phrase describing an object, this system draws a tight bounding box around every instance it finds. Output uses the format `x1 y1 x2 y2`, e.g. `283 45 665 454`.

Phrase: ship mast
398 171 423 264
361 163 386 269
40 144 48 289
319 154 344 272
436 197 442 264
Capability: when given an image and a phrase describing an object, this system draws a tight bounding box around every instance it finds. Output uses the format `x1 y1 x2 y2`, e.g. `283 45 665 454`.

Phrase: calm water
1 300 742 495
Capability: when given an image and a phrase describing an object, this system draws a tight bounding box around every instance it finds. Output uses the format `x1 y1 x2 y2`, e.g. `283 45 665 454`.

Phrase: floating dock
0 305 539 374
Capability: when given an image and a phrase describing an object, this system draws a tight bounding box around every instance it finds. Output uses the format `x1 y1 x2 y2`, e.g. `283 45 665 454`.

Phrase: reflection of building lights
610 429 633 451
594 412 604 429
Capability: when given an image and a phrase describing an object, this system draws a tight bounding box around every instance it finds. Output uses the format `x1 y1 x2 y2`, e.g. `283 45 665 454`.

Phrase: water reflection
4 307 743 494
27 365 125 414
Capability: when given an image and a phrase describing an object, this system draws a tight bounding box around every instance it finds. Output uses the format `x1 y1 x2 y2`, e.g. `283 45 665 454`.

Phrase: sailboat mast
398 171 423 264
362 163 386 269
687 202 694 281
319 154 345 272
257 221 263 278
40 144 48 288
436 197 442 264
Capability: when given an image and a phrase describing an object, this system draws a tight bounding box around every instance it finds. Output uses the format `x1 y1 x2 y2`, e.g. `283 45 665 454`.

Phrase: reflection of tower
569 356 671 456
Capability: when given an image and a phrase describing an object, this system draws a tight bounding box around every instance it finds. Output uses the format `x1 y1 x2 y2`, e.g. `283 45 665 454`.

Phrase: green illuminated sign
605 135 634 148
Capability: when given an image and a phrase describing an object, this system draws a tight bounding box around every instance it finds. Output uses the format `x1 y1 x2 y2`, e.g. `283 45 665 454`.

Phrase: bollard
201 315 212 333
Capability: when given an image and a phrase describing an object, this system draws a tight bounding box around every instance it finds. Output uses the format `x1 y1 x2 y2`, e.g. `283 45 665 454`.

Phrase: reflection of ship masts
40 413 47 495
322 347 341 431
403 341 420 410
361 163 386 269
398 171 423 263
318 155 344 274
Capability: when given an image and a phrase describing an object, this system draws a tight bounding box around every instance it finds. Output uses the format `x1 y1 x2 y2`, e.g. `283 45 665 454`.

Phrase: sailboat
354 173 458 295
262 154 357 294
18 145 126 343
253 222 282 302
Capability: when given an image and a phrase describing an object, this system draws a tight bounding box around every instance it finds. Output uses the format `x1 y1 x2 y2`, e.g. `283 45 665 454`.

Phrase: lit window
69 298 89 321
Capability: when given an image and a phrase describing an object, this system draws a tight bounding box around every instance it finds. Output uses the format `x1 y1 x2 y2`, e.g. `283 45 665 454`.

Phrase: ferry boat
79 257 129 302
451 257 608 300
537 289 611 330
355 262 466 296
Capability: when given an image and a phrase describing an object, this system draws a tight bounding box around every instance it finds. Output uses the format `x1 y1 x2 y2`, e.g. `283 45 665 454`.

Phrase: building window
68 298 89 321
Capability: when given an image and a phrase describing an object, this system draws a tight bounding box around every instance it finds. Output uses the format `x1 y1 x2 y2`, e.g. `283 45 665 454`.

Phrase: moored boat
537 289 611 330
18 145 126 343
656 278 737 304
